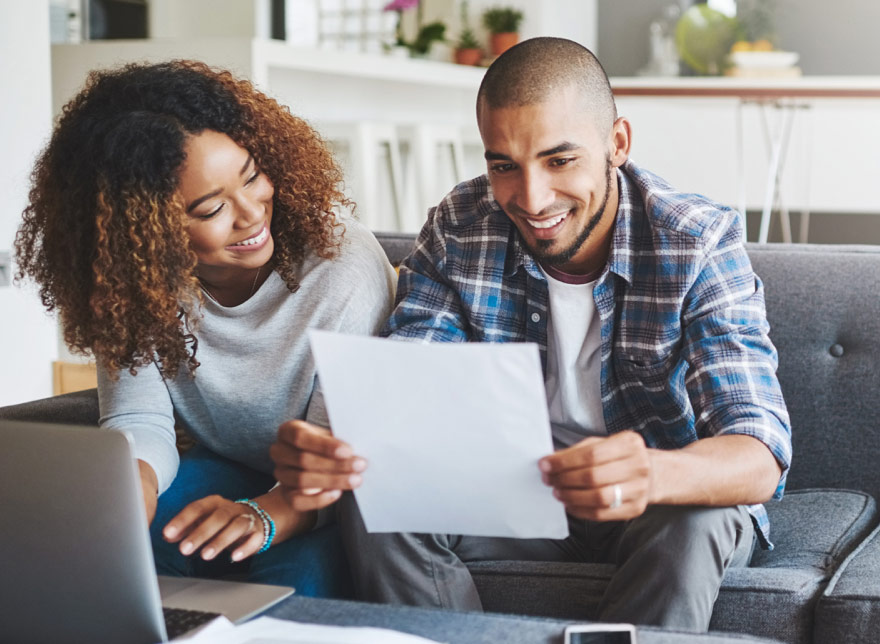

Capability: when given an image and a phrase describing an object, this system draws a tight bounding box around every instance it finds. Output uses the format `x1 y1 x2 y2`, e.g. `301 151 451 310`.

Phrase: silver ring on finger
610 483 623 510
237 512 256 532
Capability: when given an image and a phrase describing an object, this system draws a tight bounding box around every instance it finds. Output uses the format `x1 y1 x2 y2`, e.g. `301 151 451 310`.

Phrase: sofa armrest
0 388 99 426
815 523 880 644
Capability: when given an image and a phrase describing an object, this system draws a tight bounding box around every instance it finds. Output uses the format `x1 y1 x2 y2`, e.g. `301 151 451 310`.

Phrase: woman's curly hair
15 60 348 379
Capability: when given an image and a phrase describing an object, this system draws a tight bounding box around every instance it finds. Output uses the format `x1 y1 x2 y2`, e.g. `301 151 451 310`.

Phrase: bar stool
736 99 812 243
399 123 467 232
316 121 406 231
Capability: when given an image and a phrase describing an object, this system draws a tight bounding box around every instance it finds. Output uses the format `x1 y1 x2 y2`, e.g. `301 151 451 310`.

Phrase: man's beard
532 156 614 267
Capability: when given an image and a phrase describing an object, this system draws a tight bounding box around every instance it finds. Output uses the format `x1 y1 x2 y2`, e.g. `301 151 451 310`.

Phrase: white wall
466 0 597 51
0 0 59 405
150 0 271 39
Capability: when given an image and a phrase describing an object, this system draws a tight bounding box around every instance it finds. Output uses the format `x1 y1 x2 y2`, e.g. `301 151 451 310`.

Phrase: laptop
0 420 295 643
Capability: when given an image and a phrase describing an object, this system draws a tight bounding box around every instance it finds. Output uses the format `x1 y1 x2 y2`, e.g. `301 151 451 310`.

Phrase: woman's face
178 130 275 283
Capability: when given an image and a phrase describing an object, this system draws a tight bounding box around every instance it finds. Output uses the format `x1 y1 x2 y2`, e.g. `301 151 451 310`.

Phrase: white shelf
256 39 486 89
51 37 487 128
51 38 484 107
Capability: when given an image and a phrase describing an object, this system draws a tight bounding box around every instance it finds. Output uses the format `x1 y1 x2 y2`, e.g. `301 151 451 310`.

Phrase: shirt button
829 343 844 358
531 312 541 323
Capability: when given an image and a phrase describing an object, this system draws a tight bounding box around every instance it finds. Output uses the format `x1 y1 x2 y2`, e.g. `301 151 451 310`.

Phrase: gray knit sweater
98 219 396 493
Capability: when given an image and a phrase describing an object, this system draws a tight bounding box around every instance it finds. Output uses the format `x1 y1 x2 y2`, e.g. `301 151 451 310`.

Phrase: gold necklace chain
199 266 263 306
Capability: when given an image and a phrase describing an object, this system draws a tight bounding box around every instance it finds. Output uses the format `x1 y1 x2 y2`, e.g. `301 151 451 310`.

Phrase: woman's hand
162 495 265 562
271 420 367 511
161 487 316 562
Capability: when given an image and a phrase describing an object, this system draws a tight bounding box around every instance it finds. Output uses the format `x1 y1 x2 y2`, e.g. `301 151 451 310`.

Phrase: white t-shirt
540 263 607 449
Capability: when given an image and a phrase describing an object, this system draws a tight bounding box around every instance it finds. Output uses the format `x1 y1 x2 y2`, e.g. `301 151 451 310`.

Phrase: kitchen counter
610 75 880 98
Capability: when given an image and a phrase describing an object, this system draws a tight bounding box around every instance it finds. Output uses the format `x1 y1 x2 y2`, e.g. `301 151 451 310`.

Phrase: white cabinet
613 77 880 217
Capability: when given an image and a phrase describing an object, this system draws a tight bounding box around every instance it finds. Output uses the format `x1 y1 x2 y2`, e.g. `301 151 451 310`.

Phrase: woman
14 60 396 595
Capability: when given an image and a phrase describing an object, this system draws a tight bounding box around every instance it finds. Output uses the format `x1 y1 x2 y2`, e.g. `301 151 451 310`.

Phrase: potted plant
455 26 482 65
481 5 523 56
383 0 419 56
410 20 447 58
455 1 482 66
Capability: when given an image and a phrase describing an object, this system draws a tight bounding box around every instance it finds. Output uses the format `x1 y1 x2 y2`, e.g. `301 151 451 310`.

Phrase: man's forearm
648 434 782 507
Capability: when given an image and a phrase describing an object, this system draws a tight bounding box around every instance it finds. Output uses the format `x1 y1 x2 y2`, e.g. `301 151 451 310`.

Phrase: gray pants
337 493 755 631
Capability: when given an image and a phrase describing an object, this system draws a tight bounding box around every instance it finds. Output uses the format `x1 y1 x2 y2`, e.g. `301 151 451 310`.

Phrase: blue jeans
150 445 353 598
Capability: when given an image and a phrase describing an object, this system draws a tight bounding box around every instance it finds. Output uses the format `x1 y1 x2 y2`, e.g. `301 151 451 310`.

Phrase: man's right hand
138 460 159 525
270 420 367 511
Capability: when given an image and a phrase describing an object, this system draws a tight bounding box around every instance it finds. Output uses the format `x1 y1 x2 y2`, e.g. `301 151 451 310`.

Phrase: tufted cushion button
829 343 845 357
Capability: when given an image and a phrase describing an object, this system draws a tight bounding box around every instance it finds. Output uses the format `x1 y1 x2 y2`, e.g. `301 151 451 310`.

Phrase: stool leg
415 126 437 222
451 138 466 185
352 124 381 230
385 134 406 232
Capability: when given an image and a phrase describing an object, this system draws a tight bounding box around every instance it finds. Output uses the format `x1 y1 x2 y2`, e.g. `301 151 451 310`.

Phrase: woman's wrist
246 488 317 549
137 459 159 524
234 498 276 553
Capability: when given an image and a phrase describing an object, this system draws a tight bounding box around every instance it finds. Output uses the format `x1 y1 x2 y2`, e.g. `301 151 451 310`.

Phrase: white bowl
730 50 800 69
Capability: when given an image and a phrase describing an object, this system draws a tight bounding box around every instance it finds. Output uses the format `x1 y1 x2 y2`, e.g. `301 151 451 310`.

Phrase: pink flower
383 0 418 11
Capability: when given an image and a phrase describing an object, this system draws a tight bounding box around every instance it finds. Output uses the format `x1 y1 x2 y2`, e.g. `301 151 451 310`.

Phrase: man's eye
551 157 574 167
490 163 515 174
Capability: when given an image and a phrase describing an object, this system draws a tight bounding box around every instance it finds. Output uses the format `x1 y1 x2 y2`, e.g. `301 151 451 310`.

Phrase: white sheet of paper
181 616 444 644
309 330 569 539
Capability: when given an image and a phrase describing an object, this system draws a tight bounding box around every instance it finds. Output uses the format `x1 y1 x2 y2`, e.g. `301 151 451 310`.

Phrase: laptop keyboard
163 606 222 639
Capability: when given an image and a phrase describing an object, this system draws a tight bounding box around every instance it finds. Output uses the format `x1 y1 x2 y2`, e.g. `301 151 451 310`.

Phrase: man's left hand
539 430 653 521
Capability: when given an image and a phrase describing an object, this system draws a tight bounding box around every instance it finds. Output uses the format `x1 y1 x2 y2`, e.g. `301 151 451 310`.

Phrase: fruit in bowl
731 39 775 53
675 4 739 75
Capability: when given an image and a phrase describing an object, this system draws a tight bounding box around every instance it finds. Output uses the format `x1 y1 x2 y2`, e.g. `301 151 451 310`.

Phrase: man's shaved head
477 37 617 137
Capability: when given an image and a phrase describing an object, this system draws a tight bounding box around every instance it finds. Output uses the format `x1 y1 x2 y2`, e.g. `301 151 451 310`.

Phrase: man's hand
270 420 367 512
539 431 653 521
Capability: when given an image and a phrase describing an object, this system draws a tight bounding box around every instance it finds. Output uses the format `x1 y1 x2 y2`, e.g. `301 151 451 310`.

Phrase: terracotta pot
490 32 518 56
455 48 483 66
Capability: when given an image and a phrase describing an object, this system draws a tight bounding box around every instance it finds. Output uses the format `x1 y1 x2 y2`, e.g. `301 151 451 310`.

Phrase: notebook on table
0 420 294 643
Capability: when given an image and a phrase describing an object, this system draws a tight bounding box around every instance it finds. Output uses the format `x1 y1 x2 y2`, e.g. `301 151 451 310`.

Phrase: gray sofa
3 235 880 644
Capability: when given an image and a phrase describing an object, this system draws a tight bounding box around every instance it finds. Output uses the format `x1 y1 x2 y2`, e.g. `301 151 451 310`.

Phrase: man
270 37 791 630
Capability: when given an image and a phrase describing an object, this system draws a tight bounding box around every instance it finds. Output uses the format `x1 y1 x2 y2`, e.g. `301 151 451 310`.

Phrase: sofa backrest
4 234 878 502
747 243 880 498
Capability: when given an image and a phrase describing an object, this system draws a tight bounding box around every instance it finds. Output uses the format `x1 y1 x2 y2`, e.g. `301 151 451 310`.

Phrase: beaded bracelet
234 498 276 554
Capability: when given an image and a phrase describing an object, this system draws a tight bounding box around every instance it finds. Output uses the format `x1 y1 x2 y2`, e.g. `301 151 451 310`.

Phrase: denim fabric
150 445 353 598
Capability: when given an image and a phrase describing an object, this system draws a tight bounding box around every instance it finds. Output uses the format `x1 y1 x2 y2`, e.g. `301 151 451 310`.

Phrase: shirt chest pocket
616 351 677 389
614 351 692 437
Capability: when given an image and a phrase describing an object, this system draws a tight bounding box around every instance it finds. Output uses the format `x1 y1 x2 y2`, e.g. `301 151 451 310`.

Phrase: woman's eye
245 170 260 185
199 204 223 220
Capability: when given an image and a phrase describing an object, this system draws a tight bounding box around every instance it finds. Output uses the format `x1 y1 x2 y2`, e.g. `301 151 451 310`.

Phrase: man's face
478 85 624 275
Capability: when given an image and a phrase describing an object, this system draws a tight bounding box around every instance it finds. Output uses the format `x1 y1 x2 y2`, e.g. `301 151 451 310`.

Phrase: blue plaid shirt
382 159 792 548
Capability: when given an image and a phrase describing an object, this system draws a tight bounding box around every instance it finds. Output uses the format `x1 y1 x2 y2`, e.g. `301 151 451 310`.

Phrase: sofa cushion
469 489 876 644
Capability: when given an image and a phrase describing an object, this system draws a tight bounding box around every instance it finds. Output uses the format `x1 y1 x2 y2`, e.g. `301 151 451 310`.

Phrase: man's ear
609 117 632 168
